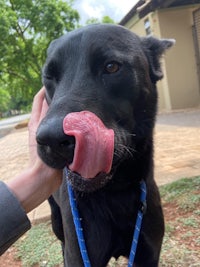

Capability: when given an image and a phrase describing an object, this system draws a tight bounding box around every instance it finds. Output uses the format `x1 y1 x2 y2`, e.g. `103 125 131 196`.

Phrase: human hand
28 87 48 164
28 86 62 180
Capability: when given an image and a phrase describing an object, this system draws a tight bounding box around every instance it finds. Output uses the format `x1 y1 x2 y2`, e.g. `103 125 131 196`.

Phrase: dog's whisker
127 133 136 138
115 144 136 158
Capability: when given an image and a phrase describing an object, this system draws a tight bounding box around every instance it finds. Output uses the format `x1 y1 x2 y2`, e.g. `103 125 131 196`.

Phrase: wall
158 6 200 109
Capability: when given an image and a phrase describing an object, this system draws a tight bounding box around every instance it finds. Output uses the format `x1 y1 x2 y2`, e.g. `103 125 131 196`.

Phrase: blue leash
67 180 91 267
128 180 147 267
66 169 147 267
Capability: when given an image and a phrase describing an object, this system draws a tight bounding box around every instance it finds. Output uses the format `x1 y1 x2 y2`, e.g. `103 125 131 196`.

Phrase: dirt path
154 109 200 185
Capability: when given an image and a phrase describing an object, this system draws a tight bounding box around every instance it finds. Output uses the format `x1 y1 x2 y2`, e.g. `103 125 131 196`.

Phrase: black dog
36 24 174 267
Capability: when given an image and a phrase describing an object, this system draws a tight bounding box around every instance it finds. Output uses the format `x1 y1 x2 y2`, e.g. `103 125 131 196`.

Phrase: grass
159 176 200 204
159 176 200 267
14 176 200 267
15 222 63 267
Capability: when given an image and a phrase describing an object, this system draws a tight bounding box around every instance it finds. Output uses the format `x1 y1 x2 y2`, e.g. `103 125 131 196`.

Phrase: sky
72 0 139 24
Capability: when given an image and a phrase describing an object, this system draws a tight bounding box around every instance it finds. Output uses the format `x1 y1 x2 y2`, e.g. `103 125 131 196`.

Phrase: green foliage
0 0 79 110
0 87 11 114
86 17 100 25
86 15 115 25
102 16 115 24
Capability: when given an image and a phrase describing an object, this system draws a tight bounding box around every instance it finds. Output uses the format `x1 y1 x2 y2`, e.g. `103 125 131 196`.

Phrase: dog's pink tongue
63 111 114 179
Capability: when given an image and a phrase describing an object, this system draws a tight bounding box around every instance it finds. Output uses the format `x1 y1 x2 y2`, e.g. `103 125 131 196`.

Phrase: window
144 18 151 36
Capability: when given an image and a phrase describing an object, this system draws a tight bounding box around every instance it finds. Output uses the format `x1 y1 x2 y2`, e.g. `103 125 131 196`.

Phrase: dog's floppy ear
141 36 175 83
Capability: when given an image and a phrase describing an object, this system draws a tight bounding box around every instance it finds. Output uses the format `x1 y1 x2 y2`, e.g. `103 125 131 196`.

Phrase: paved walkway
0 109 200 223
155 109 200 185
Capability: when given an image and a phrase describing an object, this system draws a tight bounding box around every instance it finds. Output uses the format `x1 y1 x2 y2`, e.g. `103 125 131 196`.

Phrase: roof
119 0 200 25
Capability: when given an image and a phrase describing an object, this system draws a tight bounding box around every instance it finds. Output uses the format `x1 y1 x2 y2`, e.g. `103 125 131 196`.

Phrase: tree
0 87 10 116
0 0 79 110
86 15 115 25
101 16 115 24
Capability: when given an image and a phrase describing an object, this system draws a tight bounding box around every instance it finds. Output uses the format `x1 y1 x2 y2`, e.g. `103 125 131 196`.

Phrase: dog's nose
36 120 75 165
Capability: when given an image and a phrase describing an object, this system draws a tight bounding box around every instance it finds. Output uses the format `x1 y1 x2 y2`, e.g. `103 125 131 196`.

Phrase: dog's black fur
36 24 173 267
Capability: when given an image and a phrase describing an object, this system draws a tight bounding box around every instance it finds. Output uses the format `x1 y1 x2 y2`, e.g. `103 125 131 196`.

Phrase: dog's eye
104 62 120 74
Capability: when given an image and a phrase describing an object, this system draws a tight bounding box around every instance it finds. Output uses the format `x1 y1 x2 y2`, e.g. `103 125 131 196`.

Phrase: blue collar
66 169 147 267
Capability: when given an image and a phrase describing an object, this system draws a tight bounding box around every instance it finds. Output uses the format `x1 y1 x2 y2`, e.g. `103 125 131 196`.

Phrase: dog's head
36 24 174 192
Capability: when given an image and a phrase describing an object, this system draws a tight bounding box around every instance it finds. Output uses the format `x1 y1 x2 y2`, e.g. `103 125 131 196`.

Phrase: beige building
120 0 200 111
